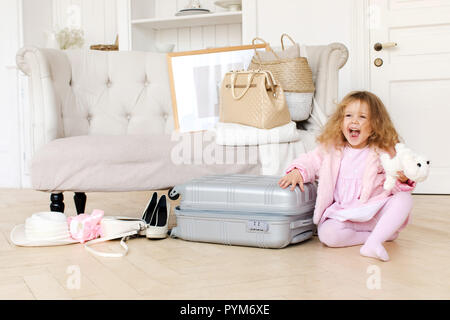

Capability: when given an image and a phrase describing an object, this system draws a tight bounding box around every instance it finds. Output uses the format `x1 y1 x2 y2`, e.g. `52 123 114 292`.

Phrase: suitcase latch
247 220 269 233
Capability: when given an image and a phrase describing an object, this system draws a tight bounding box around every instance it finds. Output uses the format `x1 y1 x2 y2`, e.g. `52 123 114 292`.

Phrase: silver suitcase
170 174 317 249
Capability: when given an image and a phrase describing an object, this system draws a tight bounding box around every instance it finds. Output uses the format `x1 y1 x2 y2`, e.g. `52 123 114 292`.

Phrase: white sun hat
10 211 148 258
10 212 78 247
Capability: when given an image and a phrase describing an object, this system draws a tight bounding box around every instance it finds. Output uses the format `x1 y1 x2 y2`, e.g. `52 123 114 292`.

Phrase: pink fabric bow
68 209 104 243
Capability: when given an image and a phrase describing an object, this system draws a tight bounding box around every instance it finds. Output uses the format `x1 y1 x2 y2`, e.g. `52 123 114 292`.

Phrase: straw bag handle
281 33 297 51
251 37 281 64
230 71 257 100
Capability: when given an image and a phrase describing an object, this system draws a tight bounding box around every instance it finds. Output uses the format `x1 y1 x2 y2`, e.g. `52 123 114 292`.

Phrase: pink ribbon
68 209 104 244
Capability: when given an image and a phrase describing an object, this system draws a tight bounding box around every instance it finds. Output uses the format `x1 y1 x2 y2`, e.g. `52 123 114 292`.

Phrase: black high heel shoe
146 195 170 239
141 192 158 224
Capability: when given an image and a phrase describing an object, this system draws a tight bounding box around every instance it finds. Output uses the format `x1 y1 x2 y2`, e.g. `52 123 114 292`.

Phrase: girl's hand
278 170 304 192
397 171 409 183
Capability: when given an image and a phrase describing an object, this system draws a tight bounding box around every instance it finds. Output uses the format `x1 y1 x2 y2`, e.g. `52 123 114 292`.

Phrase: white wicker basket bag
248 34 315 121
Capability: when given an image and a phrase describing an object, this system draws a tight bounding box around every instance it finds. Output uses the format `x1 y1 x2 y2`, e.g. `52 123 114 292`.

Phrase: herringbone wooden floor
0 189 448 300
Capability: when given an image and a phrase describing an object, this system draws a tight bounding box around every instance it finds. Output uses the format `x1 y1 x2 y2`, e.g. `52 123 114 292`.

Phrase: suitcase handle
290 218 313 229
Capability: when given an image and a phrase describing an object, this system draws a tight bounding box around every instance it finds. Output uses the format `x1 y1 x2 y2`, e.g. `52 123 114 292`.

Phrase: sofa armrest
16 46 67 153
302 43 349 132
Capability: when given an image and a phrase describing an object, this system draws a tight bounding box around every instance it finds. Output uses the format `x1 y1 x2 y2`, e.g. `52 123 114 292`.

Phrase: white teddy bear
380 143 430 191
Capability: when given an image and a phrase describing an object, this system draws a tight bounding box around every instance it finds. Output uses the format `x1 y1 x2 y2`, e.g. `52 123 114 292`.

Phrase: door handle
374 42 397 51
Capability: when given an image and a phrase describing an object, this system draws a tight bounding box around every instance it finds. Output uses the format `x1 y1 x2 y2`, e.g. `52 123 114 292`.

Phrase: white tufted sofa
16 44 348 213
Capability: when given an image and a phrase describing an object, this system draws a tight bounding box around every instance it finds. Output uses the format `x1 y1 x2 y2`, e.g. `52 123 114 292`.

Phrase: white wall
0 0 23 187
21 0 118 49
53 0 118 48
22 0 53 47
246 0 365 101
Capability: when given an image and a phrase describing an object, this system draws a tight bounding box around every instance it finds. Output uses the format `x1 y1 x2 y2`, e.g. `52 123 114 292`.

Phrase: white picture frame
167 44 266 133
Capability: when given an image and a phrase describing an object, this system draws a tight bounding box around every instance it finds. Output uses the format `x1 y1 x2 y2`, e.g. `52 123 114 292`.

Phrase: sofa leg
74 192 87 215
50 193 64 213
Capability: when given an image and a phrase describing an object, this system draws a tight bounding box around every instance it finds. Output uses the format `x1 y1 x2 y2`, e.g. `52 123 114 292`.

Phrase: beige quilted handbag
219 70 291 129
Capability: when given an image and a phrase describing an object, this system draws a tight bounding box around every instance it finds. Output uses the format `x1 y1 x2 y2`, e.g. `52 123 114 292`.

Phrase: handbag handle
251 37 281 64
229 70 278 100
280 33 296 51
261 70 277 93
230 71 257 100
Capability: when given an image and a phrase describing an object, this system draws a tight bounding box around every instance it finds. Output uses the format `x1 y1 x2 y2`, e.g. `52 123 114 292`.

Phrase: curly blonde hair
316 91 400 152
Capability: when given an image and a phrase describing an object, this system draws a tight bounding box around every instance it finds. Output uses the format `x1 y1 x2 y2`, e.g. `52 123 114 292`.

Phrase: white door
369 0 450 194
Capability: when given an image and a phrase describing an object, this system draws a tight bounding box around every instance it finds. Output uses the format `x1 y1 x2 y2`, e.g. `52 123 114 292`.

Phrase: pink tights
317 192 413 261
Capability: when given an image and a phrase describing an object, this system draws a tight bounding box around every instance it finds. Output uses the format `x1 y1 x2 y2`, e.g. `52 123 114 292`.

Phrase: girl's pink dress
324 146 389 223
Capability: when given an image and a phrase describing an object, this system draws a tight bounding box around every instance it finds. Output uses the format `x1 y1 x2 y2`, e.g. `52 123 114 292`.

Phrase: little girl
279 91 415 261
